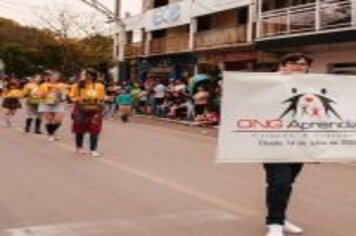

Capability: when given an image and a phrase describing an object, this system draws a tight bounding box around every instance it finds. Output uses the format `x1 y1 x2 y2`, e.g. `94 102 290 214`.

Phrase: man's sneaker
48 136 55 142
266 224 284 236
284 221 303 234
91 151 100 157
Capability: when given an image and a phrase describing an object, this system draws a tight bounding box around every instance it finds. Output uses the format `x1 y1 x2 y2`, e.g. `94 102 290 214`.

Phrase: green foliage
0 17 113 78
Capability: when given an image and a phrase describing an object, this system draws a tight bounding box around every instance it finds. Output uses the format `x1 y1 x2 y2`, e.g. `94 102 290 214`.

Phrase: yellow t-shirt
39 82 67 104
70 82 106 103
23 83 41 98
39 82 67 97
2 89 23 98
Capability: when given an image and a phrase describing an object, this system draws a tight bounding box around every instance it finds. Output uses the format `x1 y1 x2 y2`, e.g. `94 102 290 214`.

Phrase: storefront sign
217 72 356 163
192 0 251 17
146 0 191 31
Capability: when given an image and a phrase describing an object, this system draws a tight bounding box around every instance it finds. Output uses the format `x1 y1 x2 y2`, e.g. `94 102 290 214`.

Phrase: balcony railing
150 34 190 54
195 25 248 49
259 0 352 38
125 43 144 58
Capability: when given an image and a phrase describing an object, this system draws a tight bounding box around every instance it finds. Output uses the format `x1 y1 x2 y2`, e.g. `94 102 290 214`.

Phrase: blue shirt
116 94 133 105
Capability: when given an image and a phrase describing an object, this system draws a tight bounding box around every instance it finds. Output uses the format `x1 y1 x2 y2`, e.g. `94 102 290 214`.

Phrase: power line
77 0 124 25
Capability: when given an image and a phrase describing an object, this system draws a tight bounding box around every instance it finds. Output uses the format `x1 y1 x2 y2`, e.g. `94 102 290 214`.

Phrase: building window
328 63 356 75
262 0 315 11
276 0 288 9
153 0 169 8
197 15 212 32
237 7 249 25
262 0 287 11
126 31 133 44
290 0 315 6
152 29 167 38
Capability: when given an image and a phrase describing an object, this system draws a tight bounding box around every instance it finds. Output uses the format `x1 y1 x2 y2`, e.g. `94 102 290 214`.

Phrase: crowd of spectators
104 74 222 127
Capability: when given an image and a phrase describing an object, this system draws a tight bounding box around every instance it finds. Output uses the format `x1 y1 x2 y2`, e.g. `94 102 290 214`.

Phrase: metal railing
259 0 352 38
125 43 144 58
149 34 190 54
195 25 248 49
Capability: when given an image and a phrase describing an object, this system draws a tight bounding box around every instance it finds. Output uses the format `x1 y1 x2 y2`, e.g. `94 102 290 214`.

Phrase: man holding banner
263 54 313 236
218 51 356 235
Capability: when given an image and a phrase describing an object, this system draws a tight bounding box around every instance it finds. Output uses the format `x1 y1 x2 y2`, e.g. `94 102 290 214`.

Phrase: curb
133 114 219 129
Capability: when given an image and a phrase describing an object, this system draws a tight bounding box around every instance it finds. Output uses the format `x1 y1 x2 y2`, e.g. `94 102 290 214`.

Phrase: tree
36 6 110 39
0 17 113 78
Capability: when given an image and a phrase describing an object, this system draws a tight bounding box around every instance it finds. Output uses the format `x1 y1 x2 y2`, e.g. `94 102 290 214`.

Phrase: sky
0 0 142 36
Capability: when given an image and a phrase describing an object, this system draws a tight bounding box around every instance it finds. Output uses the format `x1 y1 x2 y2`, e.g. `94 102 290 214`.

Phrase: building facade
121 0 356 81
256 0 356 74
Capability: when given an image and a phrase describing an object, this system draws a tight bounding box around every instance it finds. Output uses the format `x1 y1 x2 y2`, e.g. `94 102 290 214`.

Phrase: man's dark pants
264 163 304 225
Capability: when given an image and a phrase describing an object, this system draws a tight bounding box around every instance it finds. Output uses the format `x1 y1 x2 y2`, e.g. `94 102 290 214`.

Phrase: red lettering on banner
237 119 283 129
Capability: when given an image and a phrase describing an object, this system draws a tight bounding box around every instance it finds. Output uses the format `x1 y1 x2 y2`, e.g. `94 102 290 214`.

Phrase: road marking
1 209 239 236
57 140 257 217
99 158 258 217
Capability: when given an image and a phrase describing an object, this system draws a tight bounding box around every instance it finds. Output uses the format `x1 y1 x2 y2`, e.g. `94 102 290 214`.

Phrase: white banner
217 72 356 163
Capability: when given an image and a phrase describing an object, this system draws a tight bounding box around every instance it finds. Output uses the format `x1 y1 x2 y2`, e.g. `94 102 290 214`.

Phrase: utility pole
114 0 126 82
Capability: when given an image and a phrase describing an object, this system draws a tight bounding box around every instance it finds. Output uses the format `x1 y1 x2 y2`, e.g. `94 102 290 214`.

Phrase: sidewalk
136 114 218 127
130 114 219 137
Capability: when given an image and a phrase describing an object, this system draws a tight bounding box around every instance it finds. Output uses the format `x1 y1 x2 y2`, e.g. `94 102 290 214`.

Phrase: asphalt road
0 111 355 236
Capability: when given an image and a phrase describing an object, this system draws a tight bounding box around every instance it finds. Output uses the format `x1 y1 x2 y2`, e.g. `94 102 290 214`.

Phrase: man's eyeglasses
287 62 309 66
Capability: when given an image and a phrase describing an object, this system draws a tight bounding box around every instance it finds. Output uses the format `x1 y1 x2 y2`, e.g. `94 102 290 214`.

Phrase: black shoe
121 115 129 123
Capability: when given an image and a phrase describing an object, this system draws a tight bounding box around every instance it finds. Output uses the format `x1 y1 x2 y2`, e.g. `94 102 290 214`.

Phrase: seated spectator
166 97 186 120
180 98 195 121
194 106 219 126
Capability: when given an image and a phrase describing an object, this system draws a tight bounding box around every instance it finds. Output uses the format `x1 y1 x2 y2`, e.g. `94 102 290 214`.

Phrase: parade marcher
38 71 67 141
70 69 106 157
116 89 133 123
23 74 43 133
265 53 313 236
1 78 22 127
